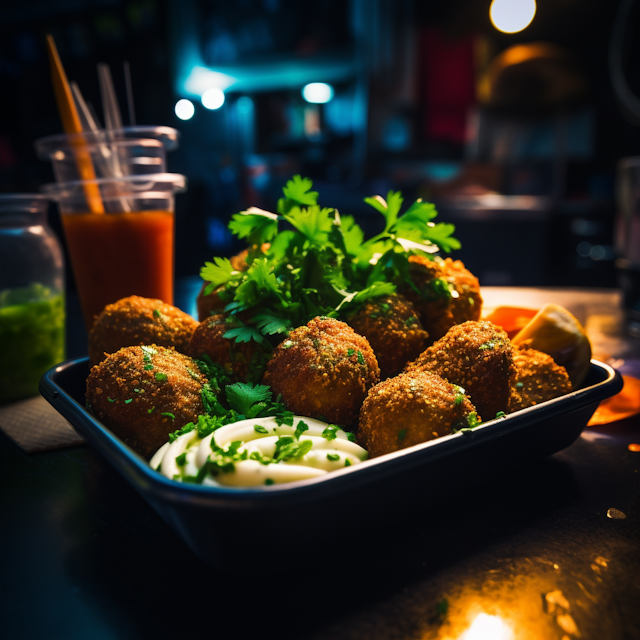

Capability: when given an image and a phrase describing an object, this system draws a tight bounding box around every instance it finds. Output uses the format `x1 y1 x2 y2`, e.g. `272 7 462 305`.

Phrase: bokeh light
490 0 536 34
302 82 334 104
459 613 513 640
175 99 195 120
202 87 225 110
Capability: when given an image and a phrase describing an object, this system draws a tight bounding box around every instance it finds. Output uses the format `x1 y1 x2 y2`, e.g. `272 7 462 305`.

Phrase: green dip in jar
0 284 65 404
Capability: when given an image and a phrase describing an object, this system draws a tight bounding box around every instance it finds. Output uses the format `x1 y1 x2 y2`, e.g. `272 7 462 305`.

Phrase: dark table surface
2 284 639 640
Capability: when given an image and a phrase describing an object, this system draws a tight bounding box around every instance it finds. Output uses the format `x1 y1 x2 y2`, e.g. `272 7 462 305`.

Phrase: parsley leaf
282 175 318 206
273 436 313 462
225 382 273 418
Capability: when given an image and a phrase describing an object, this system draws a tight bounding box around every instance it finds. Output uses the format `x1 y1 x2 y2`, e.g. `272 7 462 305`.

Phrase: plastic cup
34 126 180 183
42 173 187 331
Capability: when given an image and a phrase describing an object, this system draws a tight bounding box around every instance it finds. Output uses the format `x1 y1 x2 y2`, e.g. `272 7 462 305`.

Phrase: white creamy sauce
149 416 368 486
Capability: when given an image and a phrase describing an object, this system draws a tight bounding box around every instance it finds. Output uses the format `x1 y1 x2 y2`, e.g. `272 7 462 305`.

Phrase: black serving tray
40 358 622 569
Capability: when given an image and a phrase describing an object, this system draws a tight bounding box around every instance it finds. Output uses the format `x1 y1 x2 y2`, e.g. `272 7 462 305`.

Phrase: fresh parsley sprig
199 175 460 345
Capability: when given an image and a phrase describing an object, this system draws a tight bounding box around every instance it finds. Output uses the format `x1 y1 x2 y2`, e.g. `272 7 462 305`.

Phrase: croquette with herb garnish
261 316 380 427
344 293 430 379
88 296 199 366
86 345 210 459
187 313 272 383
406 320 515 421
507 342 573 413
401 255 482 343
358 369 479 458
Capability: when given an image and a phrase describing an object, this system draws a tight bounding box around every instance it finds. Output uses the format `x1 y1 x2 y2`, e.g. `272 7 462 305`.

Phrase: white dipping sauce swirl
150 416 368 486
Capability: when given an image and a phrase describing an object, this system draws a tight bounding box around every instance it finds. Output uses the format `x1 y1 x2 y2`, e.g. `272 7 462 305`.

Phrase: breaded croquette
406 320 515 420
262 316 380 426
402 255 482 342
507 342 573 413
345 293 430 379
88 296 199 366
358 370 478 458
86 345 209 458
187 313 271 382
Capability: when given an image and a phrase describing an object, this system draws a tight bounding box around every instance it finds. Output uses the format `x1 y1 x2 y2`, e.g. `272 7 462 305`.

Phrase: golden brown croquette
401 255 482 342
261 316 380 426
507 342 573 413
187 314 271 383
344 293 429 379
86 345 209 458
406 320 515 420
88 296 199 366
358 370 478 458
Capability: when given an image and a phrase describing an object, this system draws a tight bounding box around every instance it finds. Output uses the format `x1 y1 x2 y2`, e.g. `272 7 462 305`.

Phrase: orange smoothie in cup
61 209 174 329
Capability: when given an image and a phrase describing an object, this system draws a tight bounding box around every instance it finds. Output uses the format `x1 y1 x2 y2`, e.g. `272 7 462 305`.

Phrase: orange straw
46 35 104 214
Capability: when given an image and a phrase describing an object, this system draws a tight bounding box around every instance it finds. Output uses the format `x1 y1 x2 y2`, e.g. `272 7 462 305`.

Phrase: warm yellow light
490 0 536 34
459 613 513 640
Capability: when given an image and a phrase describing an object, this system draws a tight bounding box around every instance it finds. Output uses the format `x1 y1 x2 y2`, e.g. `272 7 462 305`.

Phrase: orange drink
43 173 186 330
61 210 174 329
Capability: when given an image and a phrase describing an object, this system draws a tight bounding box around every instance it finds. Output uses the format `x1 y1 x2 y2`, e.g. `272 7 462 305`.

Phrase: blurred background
2 0 640 288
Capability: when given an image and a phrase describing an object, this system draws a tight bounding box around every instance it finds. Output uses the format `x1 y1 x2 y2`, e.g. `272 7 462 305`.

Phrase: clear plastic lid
34 126 181 158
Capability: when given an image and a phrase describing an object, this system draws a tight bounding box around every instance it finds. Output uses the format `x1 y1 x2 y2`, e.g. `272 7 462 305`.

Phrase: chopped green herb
134 388 144 394
282 340 293 349
176 452 187 466
265 478 275 485
322 425 339 441
107 397 116 403
495 411 506 418
124 398 133 404
404 316 417 326
144 364 154 371
466 412 480 429
516 381 524 389
346 432 356 443
357 350 365 365
161 412 175 420
436 599 449 617
155 372 167 382
327 453 340 462
168 423 196 443
254 424 268 434
141 346 158 356
148 406 155 413
479 340 500 351
273 436 313 462
186 367 200 380
275 411 295 427
347 348 355 357
344 459 351 467
153 309 162 319
294 420 309 440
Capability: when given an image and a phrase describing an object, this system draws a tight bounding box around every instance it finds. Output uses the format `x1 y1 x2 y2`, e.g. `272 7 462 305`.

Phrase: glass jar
0 194 65 403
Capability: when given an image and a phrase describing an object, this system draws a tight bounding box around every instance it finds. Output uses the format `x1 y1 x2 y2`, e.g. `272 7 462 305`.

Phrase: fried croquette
406 320 515 420
358 370 478 458
261 316 380 426
507 343 573 413
86 345 209 458
402 255 482 342
88 296 199 366
187 314 270 383
345 293 429 379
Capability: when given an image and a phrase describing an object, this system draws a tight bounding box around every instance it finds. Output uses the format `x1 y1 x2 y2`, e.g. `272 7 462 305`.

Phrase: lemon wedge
511 303 592 388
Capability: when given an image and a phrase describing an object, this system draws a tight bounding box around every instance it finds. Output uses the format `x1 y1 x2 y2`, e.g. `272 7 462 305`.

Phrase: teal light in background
302 82 334 104
175 99 195 120
202 87 225 110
